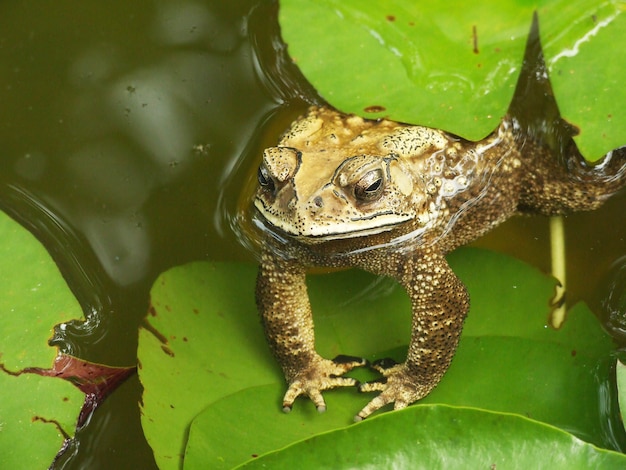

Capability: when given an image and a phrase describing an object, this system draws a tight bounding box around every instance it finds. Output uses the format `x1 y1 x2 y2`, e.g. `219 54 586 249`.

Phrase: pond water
1 1 625 468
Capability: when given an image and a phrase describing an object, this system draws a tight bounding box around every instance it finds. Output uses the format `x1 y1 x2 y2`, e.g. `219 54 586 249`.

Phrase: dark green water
1 1 625 468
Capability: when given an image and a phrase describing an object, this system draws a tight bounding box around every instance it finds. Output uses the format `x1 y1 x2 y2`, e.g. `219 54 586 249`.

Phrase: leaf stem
549 216 566 328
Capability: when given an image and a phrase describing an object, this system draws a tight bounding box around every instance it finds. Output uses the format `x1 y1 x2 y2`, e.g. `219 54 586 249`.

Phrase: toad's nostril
313 196 324 208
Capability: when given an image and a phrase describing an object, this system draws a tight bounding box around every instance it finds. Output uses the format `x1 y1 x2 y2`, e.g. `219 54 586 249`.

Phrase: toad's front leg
357 251 469 420
256 252 366 412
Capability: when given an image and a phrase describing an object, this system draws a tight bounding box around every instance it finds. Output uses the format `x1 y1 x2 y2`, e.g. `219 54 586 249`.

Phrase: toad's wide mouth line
253 200 411 242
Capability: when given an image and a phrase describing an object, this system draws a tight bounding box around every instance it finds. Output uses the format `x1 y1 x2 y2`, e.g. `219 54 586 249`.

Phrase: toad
252 105 626 421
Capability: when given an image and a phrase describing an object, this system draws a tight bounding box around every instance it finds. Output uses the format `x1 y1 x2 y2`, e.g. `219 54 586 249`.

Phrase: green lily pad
139 248 620 469
138 263 279 467
0 210 84 467
0 372 80 469
183 384 372 469
185 328 614 468
279 0 626 160
237 405 626 469
0 212 83 371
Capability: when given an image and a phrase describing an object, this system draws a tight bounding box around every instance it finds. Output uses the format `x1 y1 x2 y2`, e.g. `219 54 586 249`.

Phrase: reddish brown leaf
6 353 136 428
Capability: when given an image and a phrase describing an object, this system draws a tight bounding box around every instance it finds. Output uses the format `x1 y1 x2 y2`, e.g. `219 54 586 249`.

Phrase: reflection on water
1 0 289 292
602 256 626 341
54 2 272 286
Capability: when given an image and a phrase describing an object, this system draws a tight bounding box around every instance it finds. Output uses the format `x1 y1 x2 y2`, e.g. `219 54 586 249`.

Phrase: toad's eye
257 165 275 192
354 169 384 201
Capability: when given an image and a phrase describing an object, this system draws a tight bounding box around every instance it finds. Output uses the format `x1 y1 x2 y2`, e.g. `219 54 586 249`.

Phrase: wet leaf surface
278 0 626 160
238 404 626 469
139 248 623 469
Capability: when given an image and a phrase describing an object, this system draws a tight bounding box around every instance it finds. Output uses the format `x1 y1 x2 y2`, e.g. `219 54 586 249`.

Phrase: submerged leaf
617 360 626 429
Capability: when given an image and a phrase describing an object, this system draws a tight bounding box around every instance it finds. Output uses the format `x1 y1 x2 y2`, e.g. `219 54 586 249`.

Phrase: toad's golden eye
354 169 384 201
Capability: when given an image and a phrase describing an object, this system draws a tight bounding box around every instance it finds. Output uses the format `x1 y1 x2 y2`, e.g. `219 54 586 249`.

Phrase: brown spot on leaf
161 345 175 357
141 318 168 344
472 25 479 54
32 416 71 439
363 105 386 113
386 15 396 22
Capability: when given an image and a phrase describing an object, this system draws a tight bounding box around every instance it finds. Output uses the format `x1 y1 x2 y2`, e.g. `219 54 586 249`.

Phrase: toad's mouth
254 198 411 242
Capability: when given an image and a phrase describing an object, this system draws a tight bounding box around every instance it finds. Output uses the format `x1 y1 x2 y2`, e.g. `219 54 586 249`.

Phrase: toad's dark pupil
354 169 385 201
365 179 382 193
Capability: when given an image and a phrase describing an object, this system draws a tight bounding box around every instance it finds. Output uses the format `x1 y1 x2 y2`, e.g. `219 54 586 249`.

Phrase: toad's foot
283 354 367 413
355 359 433 421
